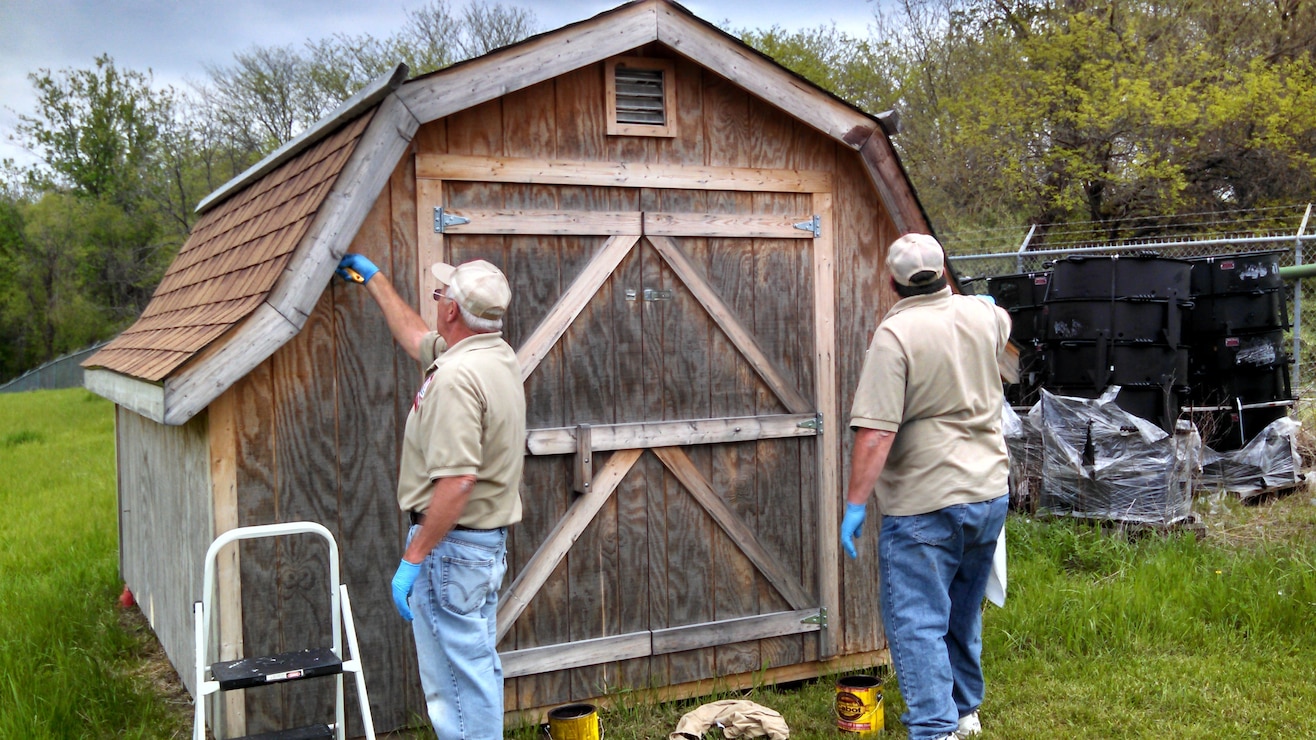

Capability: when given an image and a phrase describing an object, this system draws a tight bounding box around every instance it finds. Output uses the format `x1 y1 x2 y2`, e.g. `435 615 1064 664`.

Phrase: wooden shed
84 1 931 735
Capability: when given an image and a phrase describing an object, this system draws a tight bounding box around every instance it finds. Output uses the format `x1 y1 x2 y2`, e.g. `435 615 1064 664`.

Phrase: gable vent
615 68 666 126
606 57 676 138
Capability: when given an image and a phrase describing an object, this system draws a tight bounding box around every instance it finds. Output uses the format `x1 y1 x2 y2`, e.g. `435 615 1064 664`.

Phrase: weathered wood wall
117 407 212 695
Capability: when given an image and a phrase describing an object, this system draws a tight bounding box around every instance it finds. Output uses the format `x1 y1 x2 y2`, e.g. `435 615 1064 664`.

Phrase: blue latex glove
391 559 421 621
336 253 379 284
840 502 868 560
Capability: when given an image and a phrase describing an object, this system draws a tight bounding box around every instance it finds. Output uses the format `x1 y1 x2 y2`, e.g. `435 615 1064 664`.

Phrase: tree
738 23 897 116
4 55 200 377
202 45 323 153
206 0 539 156
0 191 36 379
16 55 165 206
2 193 114 370
867 0 1316 245
148 93 262 237
454 0 538 58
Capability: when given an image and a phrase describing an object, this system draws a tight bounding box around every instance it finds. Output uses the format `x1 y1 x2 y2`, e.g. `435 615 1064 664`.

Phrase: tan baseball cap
886 233 946 286
430 259 511 319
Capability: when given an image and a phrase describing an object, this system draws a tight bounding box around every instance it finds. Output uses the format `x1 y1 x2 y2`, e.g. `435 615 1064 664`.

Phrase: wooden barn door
415 156 840 704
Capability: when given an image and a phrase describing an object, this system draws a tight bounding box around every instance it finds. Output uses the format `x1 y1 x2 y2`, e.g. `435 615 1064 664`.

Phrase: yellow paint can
547 703 602 740
835 675 884 735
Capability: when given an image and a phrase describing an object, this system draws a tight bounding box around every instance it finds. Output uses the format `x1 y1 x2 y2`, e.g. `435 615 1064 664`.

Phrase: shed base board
504 649 891 728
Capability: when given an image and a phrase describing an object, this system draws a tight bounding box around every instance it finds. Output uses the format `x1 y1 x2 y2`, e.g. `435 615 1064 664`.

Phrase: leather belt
408 510 494 532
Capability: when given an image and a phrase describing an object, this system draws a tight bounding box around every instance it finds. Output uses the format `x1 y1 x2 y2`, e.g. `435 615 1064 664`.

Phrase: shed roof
84 0 928 425
88 112 374 382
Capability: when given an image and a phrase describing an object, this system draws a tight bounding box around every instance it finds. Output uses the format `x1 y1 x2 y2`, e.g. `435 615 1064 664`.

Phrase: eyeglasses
432 289 448 302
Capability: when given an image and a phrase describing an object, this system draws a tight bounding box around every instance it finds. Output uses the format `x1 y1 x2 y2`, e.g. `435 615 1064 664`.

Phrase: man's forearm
845 428 895 506
403 475 476 563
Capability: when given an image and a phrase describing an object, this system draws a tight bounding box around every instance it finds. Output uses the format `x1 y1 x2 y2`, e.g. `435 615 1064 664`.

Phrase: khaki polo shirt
849 288 1011 516
396 331 526 529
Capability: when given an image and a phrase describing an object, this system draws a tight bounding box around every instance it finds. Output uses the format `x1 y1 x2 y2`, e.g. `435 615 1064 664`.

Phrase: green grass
4 388 1316 738
507 497 1316 739
0 389 189 739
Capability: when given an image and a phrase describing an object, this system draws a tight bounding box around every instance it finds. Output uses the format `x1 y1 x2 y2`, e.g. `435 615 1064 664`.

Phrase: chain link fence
0 341 109 393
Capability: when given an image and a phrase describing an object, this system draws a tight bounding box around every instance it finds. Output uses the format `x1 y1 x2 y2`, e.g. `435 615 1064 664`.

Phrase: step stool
193 522 376 740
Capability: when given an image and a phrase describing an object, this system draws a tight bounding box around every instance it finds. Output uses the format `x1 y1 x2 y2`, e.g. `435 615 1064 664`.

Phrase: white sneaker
956 711 982 737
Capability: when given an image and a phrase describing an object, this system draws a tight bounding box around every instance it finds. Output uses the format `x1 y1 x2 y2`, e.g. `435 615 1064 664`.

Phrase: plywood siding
220 153 423 735
835 147 897 655
117 407 212 695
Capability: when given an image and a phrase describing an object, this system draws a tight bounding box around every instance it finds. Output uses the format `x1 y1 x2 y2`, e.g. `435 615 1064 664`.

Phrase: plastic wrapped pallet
1032 387 1200 524
1003 402 1043 512
1199 416 1301 499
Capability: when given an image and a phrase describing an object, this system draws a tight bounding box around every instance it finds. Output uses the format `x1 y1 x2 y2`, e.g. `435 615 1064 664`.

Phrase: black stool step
211 647 342 690
233 724 334 740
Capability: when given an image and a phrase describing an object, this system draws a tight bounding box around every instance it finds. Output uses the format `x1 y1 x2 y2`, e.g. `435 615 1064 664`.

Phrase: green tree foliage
17 193 117 357
736 24 897 116
0 193 36 378
861 0 1316 244
17 55 163 206
1 55 254 381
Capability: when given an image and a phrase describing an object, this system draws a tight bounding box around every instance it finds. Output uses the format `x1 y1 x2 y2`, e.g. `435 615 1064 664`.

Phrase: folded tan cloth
669 699 790 740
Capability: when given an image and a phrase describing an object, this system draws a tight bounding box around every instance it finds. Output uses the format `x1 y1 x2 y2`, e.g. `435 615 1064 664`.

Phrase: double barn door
416 154 841 698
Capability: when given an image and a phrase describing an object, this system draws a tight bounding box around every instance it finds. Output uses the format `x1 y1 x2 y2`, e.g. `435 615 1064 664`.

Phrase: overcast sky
0 0 884 167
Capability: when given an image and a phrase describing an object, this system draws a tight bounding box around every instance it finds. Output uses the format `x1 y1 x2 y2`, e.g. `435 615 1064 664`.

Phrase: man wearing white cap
839 234 1011 740
337 252 525 740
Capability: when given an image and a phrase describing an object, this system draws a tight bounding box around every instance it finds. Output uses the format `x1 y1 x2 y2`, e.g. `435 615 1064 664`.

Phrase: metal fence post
1295 204 1312 388
1016 224 1037 274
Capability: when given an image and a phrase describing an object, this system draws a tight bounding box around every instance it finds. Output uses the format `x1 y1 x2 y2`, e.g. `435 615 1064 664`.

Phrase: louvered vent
614 67 666 126
606 57 675 137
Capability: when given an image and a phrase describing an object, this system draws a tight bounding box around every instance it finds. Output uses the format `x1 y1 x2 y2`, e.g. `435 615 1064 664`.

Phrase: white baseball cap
886 233 946 287
430 259 511 319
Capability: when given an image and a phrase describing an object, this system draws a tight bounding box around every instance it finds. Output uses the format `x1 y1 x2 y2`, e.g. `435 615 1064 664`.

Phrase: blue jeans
407 525 508 740
879 495 1007 740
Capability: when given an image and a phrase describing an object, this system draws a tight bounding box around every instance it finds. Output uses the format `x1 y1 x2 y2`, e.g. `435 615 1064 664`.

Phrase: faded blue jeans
407 525 508 740
879 495 1008 740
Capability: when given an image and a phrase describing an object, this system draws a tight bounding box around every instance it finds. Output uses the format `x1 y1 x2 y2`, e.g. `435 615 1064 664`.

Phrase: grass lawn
3 388 1315 738
0 389 190 739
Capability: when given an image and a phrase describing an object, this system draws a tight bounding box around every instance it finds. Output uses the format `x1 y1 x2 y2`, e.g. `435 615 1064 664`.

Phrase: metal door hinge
797 414 823 433
434 207 470 233
802 607 827 627
793 215 821 238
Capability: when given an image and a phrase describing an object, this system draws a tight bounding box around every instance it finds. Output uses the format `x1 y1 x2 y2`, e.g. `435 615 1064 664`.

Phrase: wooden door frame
415 155 841 674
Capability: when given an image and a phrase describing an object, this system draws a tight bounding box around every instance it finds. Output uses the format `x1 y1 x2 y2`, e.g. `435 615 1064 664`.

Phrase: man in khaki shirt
840 234 1010 740
337 252 525 740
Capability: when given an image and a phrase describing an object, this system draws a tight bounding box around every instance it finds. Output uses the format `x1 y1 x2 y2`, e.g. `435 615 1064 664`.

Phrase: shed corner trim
84 368 166 423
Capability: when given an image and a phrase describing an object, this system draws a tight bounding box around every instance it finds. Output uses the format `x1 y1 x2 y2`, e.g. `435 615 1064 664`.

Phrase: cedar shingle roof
84 111 375 382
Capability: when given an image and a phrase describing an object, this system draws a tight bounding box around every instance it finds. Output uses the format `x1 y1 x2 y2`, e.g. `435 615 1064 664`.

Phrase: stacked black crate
985 270 1051 407
1186 251 1292 451
1042 255 1193 432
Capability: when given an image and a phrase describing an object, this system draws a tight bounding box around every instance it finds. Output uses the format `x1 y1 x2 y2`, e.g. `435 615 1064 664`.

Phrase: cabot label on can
836 675 883 735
